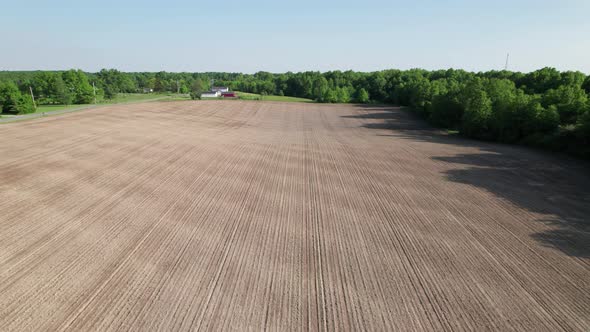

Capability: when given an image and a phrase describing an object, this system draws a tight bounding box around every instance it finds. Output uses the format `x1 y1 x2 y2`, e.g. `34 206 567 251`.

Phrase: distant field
236 91 313 103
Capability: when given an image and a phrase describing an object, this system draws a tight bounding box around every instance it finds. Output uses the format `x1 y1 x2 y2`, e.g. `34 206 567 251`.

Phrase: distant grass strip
35 104 87 113
34 93 188 114
235 91 313 103
1 93 189 123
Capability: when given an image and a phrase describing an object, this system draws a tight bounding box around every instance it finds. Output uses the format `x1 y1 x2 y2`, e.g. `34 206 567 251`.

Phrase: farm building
211 87 229 93
201 91 221 98
221 92 237 98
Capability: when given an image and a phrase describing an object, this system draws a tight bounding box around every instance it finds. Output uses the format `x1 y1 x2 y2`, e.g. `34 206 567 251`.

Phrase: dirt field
0 100 588 331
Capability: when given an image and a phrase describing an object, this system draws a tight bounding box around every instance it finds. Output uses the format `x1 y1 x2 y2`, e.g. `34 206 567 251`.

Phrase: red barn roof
221 92 237 98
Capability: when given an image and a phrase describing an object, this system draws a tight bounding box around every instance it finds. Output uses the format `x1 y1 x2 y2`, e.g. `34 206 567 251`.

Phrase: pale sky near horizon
1 0 589 73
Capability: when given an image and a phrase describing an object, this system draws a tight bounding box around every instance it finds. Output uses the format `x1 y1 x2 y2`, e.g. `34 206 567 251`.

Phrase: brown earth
0 100 588 331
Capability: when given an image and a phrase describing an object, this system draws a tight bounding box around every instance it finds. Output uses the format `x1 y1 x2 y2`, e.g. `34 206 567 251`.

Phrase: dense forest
1 68 589 157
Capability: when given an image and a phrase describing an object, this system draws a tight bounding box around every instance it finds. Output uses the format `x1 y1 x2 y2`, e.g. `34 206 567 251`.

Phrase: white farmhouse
201 91 221 98
211 87 229 93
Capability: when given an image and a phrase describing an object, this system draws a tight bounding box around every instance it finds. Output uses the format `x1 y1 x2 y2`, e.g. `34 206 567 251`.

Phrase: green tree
542 85 588 125
560 71 586 88
576 106 590 140
429 92 464 129
178 80 189 94
32 71 54 102
532 104 560 134
15 93 36 114
119 75 137 93
406 76 432 112
0 81 22 113
153 72 168 92
367 72 387 101
574 105 590 157
519 67 562 93
485 79 520 141
0 81 35 114
98 69 123 98
104 85 118 99
356 88 369 103
335 87 351 103
323 88 338 103
312 77 329 102
53 75 73 105
62 70 94 104
582 76 590 94
256 80 276 95
190 79 204 100
460 80 492 138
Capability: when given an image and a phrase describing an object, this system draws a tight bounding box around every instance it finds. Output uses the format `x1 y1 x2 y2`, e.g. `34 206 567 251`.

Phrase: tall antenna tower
504 53 510 71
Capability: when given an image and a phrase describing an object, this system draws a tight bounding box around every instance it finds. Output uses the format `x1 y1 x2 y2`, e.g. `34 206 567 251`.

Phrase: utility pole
177 80 180 94
92 82 97 104
29 86 36 110
504 53 510 71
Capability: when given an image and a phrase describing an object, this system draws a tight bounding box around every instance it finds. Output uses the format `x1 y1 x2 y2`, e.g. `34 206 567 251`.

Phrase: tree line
1 68 589 157
0 70 95 114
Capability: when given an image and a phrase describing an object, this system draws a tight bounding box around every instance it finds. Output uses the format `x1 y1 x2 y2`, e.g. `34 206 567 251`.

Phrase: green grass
262 95 314 102
96 93 189 104
35 104 88 113
0 93 192 123
31 93 189 114
235 91 313 103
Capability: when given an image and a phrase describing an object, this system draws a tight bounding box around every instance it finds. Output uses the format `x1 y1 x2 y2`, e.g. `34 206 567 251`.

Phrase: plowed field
1 101 588 331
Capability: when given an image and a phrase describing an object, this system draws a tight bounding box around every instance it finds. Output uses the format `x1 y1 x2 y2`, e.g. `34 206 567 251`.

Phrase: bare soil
0 100 588 331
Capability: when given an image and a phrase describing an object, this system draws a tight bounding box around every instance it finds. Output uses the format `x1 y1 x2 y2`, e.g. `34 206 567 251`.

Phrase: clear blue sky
1 0 588 73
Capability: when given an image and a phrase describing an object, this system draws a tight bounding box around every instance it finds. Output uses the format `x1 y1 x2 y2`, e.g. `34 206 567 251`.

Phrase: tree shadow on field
342 105 432 131
343 105 590 258
433 153 590 258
